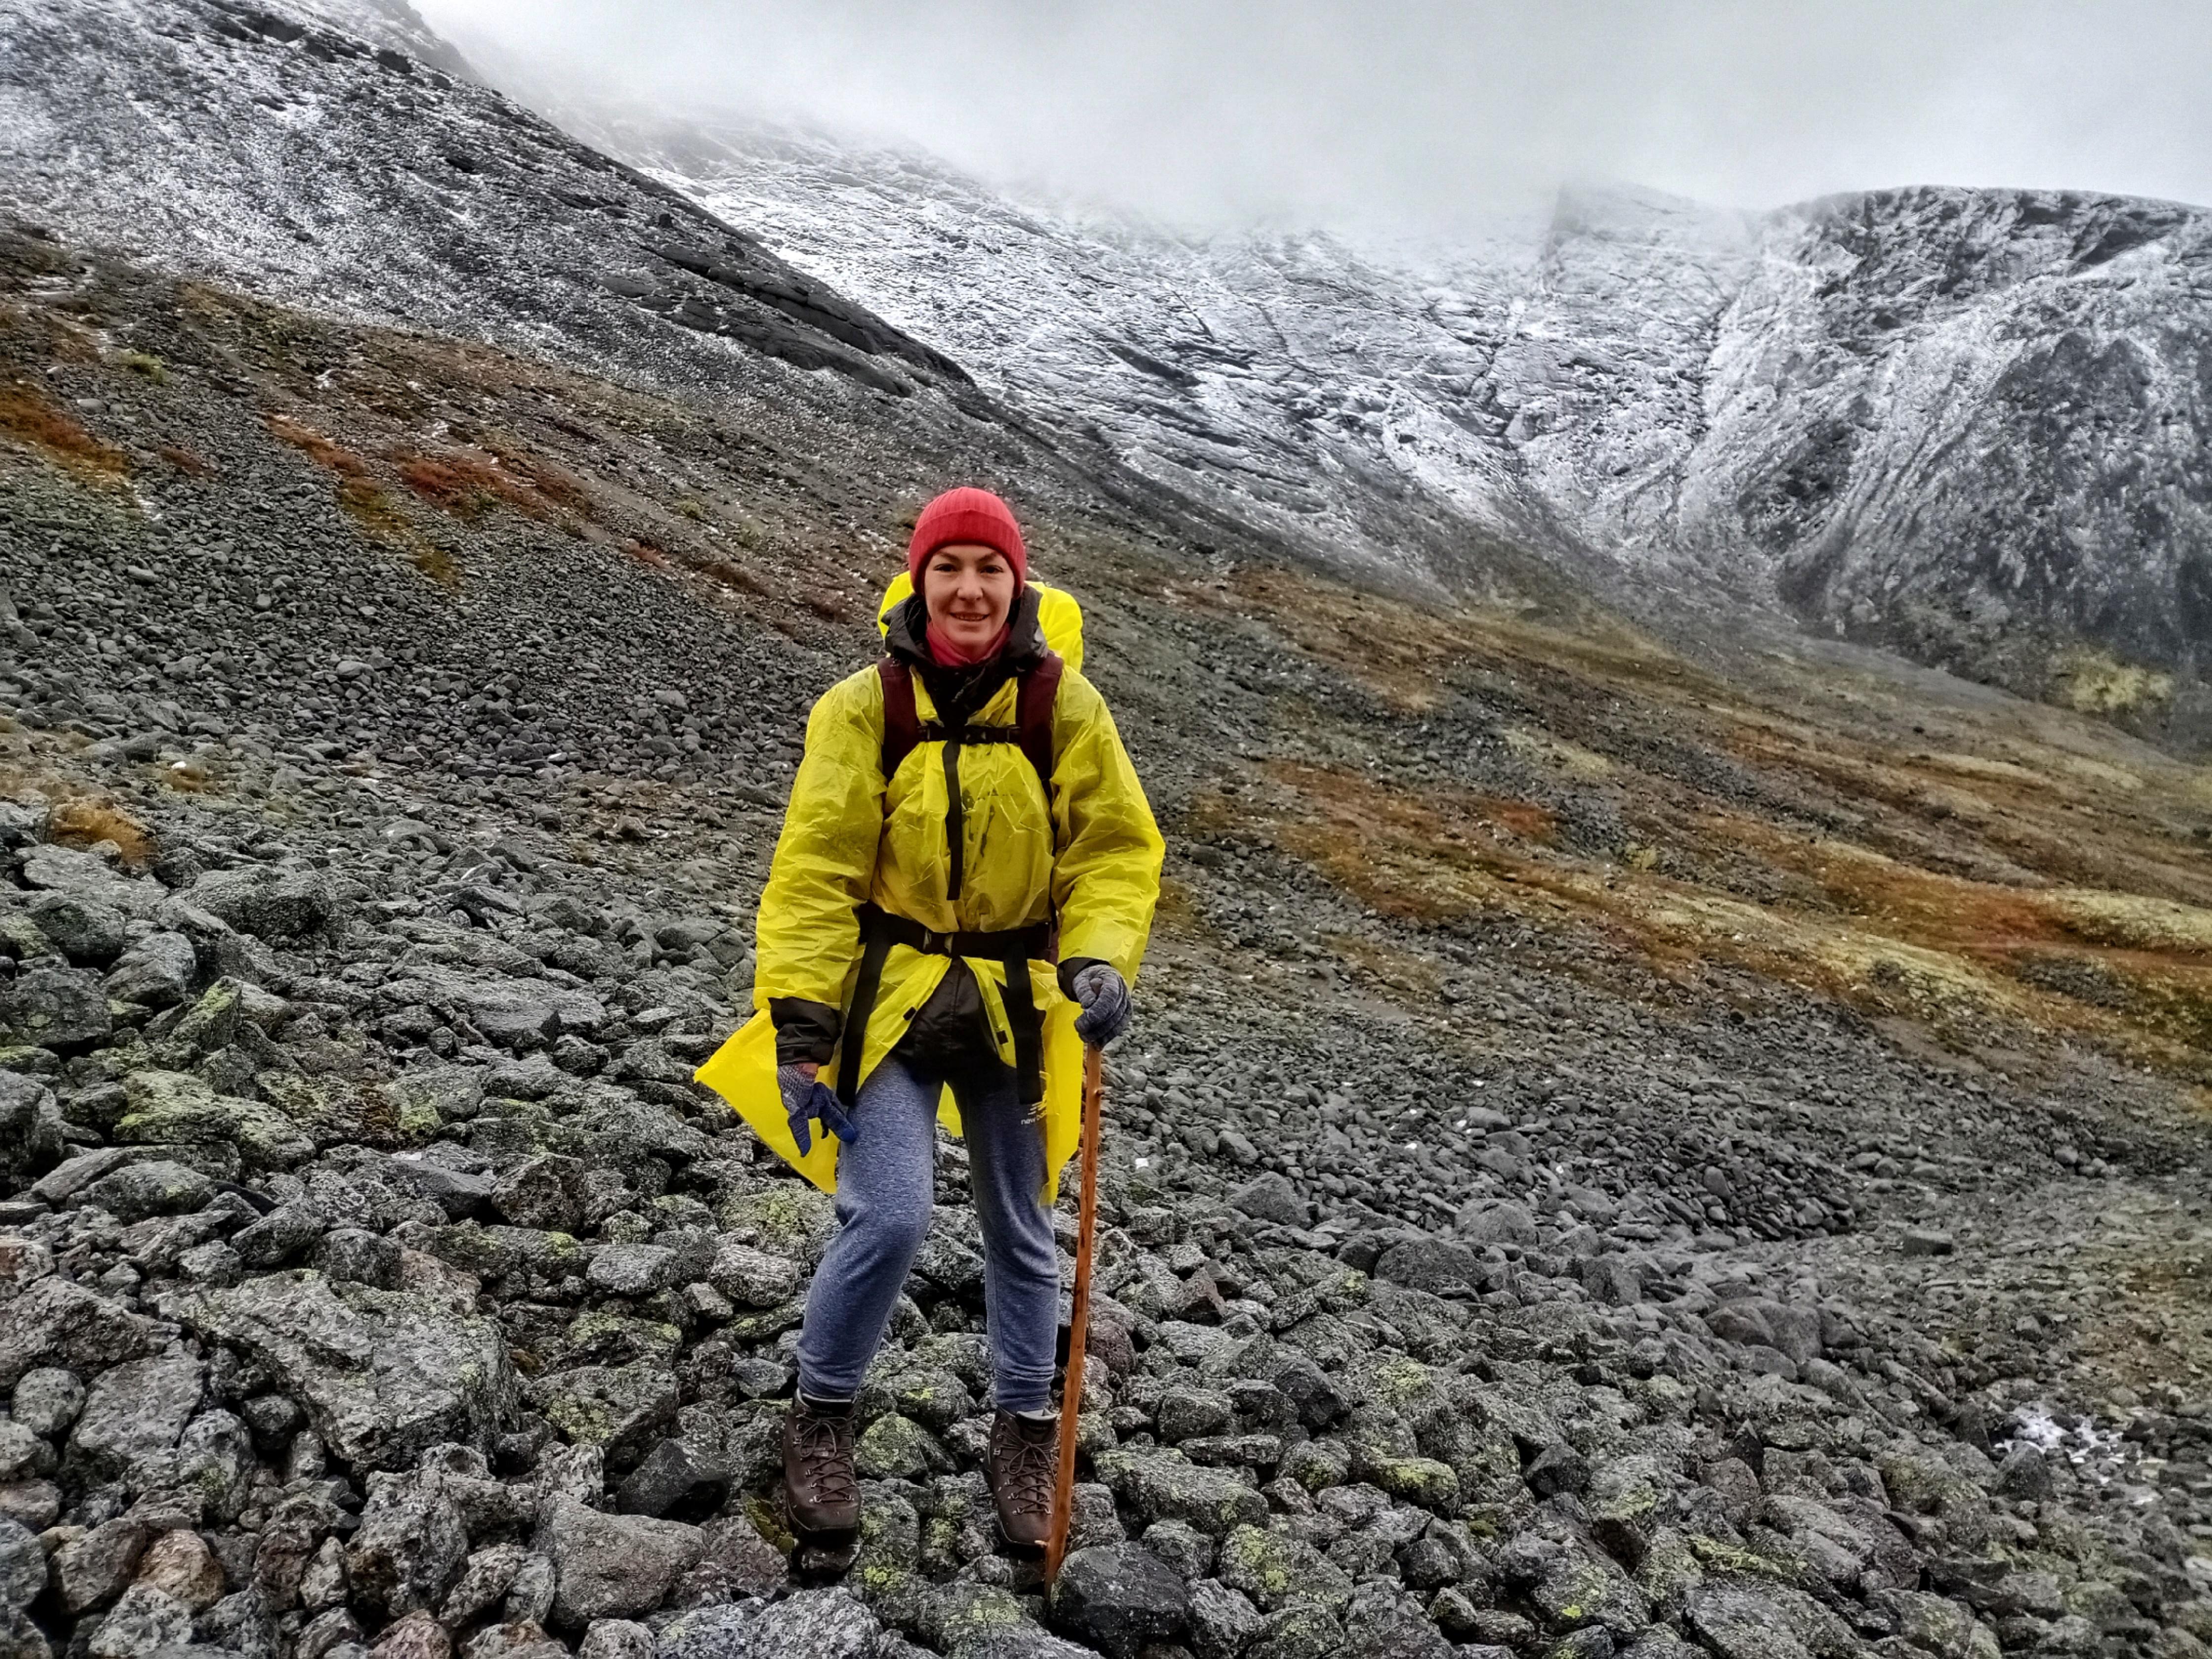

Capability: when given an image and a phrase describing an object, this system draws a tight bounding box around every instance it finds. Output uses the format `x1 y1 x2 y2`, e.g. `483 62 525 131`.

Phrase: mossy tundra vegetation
0 19 2211 1659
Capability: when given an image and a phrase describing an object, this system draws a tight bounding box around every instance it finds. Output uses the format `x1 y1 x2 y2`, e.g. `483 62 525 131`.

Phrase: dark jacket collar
883 587 1047 673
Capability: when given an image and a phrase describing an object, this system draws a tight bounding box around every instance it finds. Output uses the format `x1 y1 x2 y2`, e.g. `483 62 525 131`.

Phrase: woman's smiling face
922 541 1017 651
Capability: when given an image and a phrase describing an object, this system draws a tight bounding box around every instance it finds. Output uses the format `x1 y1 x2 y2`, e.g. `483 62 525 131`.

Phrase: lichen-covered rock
612 1438 727 1520
1588 1455 1676 1568
165 1271 516 1469
716 1185 836 1264
1215 1525 1354 1618
1244 1601 1343 1659
577 1619 652 1659
650 1602 759 1659
231 1204 327 1268
1683 1581 1812 1659
25 892 126 965
1094 1448 1270 1538
1530 1540 1651 1639
586 1243 678 1297
491 1155 584 1233
528 1363 677 1455
856 1413 948 1482
113 1069 314 1169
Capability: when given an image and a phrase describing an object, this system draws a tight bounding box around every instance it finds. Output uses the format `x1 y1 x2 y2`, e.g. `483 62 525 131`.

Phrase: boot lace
998 1418 1058 1512
792 1410 858 1507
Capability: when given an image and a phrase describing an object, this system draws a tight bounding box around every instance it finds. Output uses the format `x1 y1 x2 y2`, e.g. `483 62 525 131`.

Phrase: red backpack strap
877 659 922 781
1015 651 1064 797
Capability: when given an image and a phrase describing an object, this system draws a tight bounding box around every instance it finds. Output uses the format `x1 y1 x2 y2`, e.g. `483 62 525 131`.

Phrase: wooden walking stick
1045 1044 1104 1583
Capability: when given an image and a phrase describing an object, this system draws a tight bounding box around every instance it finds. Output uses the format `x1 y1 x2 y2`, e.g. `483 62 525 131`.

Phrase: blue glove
780 1064 861 1155
1068 962 1132 1047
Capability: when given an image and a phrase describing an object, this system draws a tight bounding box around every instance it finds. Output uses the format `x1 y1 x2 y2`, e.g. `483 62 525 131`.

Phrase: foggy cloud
419 0 2212 230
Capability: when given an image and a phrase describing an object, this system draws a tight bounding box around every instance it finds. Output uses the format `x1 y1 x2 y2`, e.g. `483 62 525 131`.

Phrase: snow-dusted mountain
4 0 2210 735
567 111 2212 729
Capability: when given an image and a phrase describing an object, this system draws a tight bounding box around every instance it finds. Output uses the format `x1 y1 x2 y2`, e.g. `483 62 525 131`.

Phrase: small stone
0 1517 45 1615
587 1243 678 1297
103 933 198 1009
26 893 126 966
52 1519 150 1613
1141 1519 1215 1581
706 1238 799 1306
372 1610 452 1659
82 1159 214 1223
576 1619 652 1659
313 1227 404 1288
232 1203 326 1268
0 963 113 1051
10 1367 85 1437
1187 1578 1264 1659
1227 1173 1309 1228
132 1528 224 1612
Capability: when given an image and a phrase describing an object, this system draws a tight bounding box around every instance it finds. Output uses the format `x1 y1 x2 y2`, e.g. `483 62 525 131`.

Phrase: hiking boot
985 1408 1059 1554
783 1395 860 1540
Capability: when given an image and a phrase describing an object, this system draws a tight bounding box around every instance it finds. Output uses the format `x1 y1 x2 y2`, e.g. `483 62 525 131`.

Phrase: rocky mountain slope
5 4 2212 1659
571 115 2212 744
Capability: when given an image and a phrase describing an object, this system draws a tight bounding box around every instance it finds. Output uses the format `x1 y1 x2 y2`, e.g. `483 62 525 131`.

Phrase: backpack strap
878 658 922 782
880 652 1063 795
1015 651 1064 798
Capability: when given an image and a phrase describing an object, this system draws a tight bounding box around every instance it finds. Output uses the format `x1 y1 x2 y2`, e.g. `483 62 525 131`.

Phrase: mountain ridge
555 106 2212 742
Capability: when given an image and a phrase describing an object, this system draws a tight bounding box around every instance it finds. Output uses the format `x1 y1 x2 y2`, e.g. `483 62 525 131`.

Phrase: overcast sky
419 0 2212 231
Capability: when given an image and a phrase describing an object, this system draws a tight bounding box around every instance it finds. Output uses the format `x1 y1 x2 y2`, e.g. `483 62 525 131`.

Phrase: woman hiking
698 486 1163 1552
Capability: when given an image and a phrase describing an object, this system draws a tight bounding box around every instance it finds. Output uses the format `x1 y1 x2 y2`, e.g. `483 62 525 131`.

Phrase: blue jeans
793 1054 1059 1412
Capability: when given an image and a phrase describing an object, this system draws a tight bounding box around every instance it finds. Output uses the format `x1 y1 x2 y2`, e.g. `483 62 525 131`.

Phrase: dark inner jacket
771 588 1103 1077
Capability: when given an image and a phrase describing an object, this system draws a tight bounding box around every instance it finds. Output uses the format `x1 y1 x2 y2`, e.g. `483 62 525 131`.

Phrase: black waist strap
835 904 1054 1108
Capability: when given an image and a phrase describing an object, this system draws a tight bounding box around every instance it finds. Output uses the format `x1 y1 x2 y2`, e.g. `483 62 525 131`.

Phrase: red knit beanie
907 487 1027 588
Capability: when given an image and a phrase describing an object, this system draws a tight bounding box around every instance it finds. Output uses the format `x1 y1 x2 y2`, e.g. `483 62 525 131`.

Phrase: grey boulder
168 1272 516 1469
536 1495 703 1624
1049 1542 1193 1659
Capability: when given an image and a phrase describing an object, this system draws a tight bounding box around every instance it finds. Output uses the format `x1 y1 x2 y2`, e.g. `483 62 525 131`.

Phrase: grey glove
1067 962 1132 1047
780 1063 860 1155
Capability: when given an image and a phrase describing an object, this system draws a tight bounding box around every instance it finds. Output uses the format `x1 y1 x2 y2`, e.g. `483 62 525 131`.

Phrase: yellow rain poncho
694 577 1163 1198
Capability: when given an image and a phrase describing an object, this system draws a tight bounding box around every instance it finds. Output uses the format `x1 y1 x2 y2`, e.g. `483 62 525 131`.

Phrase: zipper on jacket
943 736 966 900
